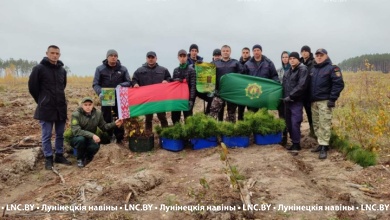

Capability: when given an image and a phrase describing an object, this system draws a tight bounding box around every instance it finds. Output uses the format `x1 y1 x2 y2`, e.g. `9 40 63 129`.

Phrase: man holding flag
132 51 171 132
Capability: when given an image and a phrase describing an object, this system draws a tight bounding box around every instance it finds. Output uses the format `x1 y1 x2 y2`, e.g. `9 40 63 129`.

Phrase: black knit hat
189 44 199 52
301 45 311 53
213 49 221 56
289 52 300 60
252 44 262 51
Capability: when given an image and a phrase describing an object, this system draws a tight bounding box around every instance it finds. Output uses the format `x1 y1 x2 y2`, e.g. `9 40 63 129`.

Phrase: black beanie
289 52 300 60
189 44 199 52
301 45 311 53
252 44 262 51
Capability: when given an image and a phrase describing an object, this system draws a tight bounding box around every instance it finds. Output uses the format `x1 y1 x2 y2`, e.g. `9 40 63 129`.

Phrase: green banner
219 73 282 110
101 88 116 106
195 62 216 93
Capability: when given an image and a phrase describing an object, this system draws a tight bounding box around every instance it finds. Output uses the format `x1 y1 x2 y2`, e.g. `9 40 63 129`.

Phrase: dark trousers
145 113 168 131
196 91 212 114
171 108 193 124
303 100 313 130
237 105 246 121
102 105 124 142
277 101 288 137
285 101 303 144
71 136 100 160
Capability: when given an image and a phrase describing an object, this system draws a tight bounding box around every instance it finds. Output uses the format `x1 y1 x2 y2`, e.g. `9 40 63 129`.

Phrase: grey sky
1 0 388 76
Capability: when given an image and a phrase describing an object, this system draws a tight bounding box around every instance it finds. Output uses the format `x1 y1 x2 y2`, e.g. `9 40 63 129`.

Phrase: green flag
195 62 216 93
219 73 282 110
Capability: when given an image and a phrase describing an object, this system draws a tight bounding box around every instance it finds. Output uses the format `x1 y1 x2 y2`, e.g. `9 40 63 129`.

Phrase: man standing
244 44 279 112
28 45 71 170
238 47 251 120
187 44 203 66
212 45 243 122
132 51 171 132
70 97 123 167
310 49 344 159
282 52 309 152
171 50 196 123
92 49 131 144
300 45 316 137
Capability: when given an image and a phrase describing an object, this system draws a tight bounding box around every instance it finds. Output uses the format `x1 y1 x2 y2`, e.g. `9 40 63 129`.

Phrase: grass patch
330 131 377 167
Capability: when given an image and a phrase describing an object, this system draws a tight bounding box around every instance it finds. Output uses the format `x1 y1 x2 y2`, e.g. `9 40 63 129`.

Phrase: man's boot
287 143 301 151
54 153 72 165
319 146 329 159
279 135 288 147
311 145 322 153
45 155 53 170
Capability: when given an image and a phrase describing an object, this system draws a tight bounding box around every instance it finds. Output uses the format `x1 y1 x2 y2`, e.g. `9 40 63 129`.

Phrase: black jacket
132 63 171 86
186 55 203 67
28 57 67 121
300 53 315 73
310 59 345 102
214 58 243 90
282 63 309 102
92 59 131 95
243 55 279 82
239 56 251 65
171 64 196 102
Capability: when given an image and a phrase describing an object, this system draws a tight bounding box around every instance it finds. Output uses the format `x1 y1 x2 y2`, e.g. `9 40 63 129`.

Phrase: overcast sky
1 0 389 76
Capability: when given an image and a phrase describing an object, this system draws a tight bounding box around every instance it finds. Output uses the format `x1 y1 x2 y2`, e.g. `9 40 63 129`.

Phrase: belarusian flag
219 73 282 110
117 81 189 118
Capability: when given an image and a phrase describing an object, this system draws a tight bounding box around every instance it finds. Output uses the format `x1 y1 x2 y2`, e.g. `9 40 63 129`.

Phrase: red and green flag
117 82 189 118
219 73 282 110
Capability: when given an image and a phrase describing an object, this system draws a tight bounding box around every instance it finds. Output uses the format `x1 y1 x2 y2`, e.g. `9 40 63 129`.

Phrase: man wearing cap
237 47 252 121
243 44 279 112
171 49 196 123
211 49 222 62
92 49 131 144
282 52 309 152
187 44 203 66
310 48 344 159
28 45 71 170
70 97 123 168
132 51 171 132
300 45 316 138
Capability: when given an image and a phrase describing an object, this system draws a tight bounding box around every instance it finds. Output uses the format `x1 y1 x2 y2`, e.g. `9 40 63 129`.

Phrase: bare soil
1 84 390 220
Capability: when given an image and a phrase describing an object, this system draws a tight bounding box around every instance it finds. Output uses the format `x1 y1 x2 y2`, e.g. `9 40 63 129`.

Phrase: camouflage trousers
311 100 333 145
209 96 237 122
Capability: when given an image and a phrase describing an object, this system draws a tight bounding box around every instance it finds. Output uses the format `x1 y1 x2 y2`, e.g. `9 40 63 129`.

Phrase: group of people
28 43 344 170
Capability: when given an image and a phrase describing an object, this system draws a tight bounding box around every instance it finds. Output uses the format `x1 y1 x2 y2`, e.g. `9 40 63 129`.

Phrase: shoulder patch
71 119 78 125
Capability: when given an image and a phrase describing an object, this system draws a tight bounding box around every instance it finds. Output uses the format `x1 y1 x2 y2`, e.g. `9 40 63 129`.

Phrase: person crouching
70 97 123 168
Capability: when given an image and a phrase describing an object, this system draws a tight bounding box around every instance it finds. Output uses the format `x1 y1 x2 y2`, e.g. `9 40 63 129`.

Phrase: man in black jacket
212 45 244 122
310 49 344 159
244 44 279 112
28 45 71 170
92 49 131 144
300 45 315 137
171 50 196 123
132 51 171 132
282 52 309 152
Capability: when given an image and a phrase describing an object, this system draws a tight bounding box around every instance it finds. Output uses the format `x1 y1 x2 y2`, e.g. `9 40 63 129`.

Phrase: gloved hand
119 82 131 87
99 93 104 100
189 100 194 109
196 60 203 64
327 100 336 108
173 78 183 83
282 96 293 102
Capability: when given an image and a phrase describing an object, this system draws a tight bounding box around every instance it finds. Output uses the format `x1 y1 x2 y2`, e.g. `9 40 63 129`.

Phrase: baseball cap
146 51 156 57
81 97 93 103
315 48 328 55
